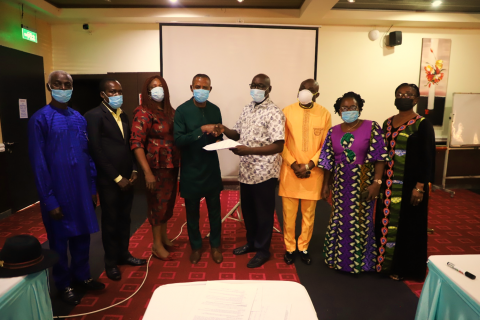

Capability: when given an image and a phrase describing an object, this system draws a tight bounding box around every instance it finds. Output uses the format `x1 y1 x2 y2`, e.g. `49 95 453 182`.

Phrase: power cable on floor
53 198 198 319
53 197 279 318
53 254 153 319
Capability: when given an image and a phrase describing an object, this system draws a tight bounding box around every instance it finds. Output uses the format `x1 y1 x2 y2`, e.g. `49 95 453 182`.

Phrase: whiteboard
161 24 318 177
450 93 480 147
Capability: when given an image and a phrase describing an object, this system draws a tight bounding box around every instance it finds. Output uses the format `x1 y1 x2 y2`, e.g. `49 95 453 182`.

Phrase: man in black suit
85 79 146 280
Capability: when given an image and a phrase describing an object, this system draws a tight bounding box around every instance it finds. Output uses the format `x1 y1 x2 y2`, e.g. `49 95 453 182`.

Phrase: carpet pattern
0 202 47 247
405 189 480 296
67 190 296 320
1 189 480 316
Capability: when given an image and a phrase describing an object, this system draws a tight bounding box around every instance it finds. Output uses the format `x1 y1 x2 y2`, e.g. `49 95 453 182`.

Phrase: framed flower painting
416 38 452 126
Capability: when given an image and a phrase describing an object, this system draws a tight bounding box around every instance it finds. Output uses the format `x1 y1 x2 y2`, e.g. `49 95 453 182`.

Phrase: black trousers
240 178 277 258
97 184 134 268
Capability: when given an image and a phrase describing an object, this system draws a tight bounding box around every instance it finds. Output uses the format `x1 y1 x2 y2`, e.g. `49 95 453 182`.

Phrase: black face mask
395 98 414 111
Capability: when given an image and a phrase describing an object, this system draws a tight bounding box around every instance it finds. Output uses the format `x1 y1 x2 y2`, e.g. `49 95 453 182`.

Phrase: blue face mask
51 88 73 103
342 111 359 123
107 95 123 109
193 89 210 103
250 89 265 103
151 86 164 102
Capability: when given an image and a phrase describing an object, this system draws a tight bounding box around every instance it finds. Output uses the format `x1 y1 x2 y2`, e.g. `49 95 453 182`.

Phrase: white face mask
298 89 316 105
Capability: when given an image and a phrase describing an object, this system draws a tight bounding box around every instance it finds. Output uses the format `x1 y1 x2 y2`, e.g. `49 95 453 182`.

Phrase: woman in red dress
130 75 180 260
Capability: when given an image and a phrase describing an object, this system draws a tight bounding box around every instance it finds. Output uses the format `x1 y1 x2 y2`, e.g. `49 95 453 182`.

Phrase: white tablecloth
429 255 480 304
143 280 317 320
415 254 480 320
0 276 25 298
0 271 53 320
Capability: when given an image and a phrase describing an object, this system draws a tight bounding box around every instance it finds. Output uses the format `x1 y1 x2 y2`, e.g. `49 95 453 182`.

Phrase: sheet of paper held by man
203 139 242 151
188 282 257 320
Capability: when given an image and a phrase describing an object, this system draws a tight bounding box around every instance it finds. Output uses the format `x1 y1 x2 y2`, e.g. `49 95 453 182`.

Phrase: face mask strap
101 91 110 103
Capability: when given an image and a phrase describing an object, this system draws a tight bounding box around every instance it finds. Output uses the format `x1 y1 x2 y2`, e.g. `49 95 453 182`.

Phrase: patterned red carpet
0 202 47 247
405 189 480 297
1 189 480 317
66 190 294 320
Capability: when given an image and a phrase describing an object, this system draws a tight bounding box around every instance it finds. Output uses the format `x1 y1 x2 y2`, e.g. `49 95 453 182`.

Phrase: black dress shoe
59 287 80 305
118 256 147 266
284 251 295 265
233 244 255 255
75 278 106 291
106 266 122 281
247 254 269 268
300 250 312 265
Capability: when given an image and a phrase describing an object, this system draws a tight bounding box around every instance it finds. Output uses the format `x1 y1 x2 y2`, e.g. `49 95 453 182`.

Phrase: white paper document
251 287 262 312
203 139 242 151
19 99 28 119
188 282 257 320
248 304 287 320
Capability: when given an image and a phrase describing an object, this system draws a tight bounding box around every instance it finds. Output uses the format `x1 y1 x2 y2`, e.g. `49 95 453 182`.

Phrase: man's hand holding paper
203 139 243 151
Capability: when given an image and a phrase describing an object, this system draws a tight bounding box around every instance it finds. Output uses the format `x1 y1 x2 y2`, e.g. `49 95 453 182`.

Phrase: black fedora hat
0 235 58 278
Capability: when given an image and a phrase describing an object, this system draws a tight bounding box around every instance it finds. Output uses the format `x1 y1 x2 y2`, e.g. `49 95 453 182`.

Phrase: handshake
201 123 224 137
199 123 251 156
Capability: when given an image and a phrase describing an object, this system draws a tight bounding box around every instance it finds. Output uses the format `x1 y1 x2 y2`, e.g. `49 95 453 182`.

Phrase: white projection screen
161 24 318 177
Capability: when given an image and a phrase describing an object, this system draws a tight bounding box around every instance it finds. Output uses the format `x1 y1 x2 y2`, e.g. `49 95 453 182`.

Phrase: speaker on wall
387 31 402 46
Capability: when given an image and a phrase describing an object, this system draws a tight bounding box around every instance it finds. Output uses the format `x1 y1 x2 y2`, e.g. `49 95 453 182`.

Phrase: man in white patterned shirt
215 74 285 268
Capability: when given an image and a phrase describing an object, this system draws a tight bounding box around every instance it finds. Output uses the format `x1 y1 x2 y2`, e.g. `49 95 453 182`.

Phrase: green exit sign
22 28 37 43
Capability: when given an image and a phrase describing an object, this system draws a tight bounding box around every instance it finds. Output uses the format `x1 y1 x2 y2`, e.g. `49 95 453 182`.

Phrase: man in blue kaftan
28 70 105 305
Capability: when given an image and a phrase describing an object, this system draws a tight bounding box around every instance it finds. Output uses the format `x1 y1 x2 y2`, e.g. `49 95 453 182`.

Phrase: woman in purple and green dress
318 92 389 273
375 83 435 281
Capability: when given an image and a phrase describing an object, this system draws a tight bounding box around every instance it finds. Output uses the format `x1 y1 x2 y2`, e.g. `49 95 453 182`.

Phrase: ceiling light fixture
238 0 244 2
347 0 355 3
432 1 442 6
169 0 178 3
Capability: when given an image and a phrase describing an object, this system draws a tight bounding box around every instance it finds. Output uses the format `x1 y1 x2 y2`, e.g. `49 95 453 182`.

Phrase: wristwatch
305 164 311 172
374 179 382 185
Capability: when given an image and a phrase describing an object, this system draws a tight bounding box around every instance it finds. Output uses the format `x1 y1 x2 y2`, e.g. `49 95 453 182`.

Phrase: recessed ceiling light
347 0 355 3
432 1 442 6
238 0 244 2
169 0 178 3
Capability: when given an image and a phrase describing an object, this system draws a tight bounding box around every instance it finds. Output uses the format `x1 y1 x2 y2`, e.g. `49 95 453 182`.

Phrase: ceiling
334 0 480 13
44 0 305 9
11 0 480 28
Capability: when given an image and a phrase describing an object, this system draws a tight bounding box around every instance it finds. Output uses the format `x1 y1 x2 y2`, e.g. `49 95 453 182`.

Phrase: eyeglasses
340 106 359 112
395 93 417 99
249 83 268 90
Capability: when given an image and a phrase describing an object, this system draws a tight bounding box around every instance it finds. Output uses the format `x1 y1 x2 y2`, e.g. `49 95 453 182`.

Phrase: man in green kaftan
174 74 223 265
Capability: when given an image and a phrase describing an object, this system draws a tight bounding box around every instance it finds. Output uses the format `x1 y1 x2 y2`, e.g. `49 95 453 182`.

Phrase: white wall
52 23 160 74
51 23 480 154
316 26 480 139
